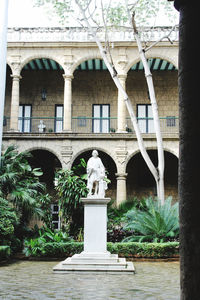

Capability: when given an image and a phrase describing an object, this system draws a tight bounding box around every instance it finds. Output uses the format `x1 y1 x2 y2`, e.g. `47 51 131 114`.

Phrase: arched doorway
28 149 62 195
126 150 178 202
72 149 117 199
72 59 117 133
20 58 64 133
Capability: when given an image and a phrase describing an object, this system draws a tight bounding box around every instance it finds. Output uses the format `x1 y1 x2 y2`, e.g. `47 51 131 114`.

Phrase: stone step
62 255 123 265
53 261 135 274
62 258 127 269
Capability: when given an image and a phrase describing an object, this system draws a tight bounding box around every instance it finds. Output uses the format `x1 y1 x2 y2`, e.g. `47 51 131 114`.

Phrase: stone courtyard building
3 27 179 213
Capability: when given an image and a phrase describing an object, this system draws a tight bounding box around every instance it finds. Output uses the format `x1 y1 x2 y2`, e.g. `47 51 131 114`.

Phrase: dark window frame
92 104 110 133
137 104 154 133
54 104 63 132
19 104 32 133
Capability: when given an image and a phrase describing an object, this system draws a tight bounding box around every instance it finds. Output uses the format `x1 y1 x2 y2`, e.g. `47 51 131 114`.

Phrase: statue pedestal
53 198 135 274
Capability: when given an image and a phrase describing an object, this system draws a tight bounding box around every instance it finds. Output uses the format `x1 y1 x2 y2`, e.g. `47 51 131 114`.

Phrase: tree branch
144 25 178 52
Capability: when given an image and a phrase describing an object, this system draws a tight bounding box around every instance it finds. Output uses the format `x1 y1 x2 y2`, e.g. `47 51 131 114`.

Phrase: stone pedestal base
53 198 134 274
53 252 135 274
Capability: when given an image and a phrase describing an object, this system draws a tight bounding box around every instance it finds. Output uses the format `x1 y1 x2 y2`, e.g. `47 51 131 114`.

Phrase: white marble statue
38 120 46 133
87 150 107 198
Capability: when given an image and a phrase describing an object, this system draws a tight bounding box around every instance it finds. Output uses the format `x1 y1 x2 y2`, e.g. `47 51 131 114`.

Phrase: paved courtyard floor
0 260 180 300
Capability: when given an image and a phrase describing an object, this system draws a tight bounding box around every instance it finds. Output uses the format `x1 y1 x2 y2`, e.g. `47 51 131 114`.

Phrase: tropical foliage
107 198 148 242
123 197 179 242
0 146 45 223
23 227 73 257
0 197 19 245
55 168 88 235
0 146 52 250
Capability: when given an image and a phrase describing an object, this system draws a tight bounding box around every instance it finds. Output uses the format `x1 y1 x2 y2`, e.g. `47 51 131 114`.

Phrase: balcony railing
3 116 179 135
7 27 179 43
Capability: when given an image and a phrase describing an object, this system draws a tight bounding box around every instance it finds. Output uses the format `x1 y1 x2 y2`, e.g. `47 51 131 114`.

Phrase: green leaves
123 197 179 243
23 227 73 257
34 0 177 28
0 197 19 245
0 145 49 227
55 168 88 235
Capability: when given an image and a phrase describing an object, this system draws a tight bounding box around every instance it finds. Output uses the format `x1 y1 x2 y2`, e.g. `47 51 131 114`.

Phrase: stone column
115 173 127 206
117 74 127 133
174 1 200 299
63 74 73 132
10 74 21 131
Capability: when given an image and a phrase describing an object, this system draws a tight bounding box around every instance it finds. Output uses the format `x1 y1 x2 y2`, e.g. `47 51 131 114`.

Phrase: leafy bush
55 168 88 236
0 146 54 249
23 241 179 259
123 197 179 243
24 227 74 257
108 242 179 258
0 146 46 224
107 198 147 242
0 197 19 245
0 246 11 261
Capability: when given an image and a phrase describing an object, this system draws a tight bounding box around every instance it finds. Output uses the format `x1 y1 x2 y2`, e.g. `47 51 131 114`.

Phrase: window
51 204 61 230
137 104 155 133
55 105 63 133
18 105 32 133
166 116 176 127
92 104 110 133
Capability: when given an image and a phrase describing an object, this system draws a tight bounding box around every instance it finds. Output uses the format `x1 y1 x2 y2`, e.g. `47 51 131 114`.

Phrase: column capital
63 74 74 81
115 173 128 179
10 74 22 80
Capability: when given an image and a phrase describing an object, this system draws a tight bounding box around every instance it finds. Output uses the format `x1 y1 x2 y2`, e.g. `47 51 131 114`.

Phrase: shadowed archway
28 149 62 195
126 150 178 202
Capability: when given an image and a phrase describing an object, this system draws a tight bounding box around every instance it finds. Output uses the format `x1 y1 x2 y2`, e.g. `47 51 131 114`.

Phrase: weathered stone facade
3 27 179 204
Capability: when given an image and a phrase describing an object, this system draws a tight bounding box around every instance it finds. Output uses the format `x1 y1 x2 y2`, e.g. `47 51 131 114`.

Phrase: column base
8 129 19 133
62 130 72 133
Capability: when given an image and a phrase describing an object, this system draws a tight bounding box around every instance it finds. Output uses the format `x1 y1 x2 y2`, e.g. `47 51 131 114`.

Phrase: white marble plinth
53 198 135 274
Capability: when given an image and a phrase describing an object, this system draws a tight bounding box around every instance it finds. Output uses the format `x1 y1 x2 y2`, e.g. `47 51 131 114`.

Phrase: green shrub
24 241 179 258
24 241 83 257
0 197 19 245
0 246 11 260
55 168 88 236
24 227 74 257
123 197 179 242
108 242 179 258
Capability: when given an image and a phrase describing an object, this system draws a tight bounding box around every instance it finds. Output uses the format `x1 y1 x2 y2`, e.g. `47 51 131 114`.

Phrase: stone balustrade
7 26 179 43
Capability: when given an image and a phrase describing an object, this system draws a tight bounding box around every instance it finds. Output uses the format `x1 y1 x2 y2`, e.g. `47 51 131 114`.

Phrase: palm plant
0 146 45 224
123 197 179 243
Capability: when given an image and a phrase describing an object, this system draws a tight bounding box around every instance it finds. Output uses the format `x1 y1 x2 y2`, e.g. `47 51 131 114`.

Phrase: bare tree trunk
127 5 165 204
136 33 165 204
75 0 163 202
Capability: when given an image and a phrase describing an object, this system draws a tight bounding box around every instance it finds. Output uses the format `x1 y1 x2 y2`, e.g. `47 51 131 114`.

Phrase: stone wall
4 68 178 121
127 70 178 118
